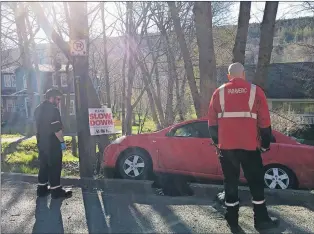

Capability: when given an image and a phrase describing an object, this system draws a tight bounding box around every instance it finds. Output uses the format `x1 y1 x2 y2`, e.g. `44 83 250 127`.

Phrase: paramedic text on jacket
207 62 279 231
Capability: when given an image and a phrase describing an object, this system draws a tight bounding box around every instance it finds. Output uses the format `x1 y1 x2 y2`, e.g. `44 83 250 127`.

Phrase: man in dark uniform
34 88 72 199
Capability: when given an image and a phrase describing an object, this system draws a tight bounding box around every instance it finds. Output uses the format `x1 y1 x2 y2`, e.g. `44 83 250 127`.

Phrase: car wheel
264 165 297 189
118 149 152 180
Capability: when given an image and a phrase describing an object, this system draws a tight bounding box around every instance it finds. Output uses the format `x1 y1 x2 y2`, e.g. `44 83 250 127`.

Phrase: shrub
270 108 309 136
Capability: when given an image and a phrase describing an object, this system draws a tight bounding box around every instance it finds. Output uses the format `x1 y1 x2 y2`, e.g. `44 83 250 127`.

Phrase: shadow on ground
82 188 208 233
2 181 314 234
32 197 64 234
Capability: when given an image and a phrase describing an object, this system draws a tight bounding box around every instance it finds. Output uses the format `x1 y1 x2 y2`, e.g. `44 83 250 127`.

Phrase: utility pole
69 2 94 178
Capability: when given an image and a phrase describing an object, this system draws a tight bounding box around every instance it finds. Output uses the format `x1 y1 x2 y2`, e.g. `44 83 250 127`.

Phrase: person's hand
61 142 66 151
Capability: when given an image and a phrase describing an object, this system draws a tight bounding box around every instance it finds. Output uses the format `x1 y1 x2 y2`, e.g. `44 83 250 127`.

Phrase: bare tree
232 2 251 64
100 2 111 108
254 2 279 89
12 3 36 135
168 1 201 118
124 2 136 135
193 2 217 117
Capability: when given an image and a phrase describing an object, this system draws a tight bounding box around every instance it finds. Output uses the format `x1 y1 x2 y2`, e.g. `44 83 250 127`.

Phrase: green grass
114 118 156 134
1 134 24 139
1 137 79 177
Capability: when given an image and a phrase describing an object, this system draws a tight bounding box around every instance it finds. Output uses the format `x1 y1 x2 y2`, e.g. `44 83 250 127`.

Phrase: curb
1 172 153 195
2 172 313 198
191 183 314 196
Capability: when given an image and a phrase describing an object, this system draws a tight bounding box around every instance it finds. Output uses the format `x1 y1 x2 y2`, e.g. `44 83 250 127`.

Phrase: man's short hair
228 62 245 77
45 88 63 99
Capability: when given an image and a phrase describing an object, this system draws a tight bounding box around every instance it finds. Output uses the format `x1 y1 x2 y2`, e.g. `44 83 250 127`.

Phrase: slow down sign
88 108 115 135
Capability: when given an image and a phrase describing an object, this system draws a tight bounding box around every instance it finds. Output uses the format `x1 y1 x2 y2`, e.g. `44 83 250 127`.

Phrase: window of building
11 74 16 87
61 73 68 87
3 74 16 87
70 99 75 115
6 99 16 112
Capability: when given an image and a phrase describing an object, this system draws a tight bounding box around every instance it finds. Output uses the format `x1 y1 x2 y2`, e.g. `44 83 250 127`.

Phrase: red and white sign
88 108 115 135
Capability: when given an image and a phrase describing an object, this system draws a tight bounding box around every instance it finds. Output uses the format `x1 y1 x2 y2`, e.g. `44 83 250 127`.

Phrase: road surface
2 179 314 234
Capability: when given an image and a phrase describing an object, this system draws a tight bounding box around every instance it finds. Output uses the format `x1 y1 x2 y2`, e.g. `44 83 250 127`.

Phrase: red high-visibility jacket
208 78 271 150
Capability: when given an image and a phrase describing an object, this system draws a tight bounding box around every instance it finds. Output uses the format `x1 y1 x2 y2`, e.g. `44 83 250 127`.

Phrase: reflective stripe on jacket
208 78 271 150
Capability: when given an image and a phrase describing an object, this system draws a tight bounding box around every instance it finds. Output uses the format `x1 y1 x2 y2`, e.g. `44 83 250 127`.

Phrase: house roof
1 64 73 74
216 62 314 99
1 65 19 73
36 64 73 72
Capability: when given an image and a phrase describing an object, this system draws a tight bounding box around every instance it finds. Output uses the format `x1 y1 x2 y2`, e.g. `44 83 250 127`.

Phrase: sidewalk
2 176 314 233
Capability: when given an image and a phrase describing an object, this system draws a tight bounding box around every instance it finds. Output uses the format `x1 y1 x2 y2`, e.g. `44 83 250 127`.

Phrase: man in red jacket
208 62 279 232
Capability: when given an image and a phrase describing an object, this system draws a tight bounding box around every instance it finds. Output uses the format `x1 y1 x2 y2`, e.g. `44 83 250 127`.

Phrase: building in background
1 64 76 133
217 62 314 125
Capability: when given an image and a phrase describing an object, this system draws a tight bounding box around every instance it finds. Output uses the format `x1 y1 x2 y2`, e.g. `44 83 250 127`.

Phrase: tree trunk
193 2 217 117
25 15 43 103
14 3 35 136
69 2 94 178
100 2 111 108
168 1 201 118
232 2 251 64
65 62 71 133
179 74 188 121
121 50 127 134
145 31 165 127
254 2 279 89
125 2 136 135
163 30 176 126
141 73 161 130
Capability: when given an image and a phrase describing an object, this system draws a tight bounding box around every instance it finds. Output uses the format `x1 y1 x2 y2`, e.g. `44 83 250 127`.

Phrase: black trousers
219 149 265 205
38 145 63 188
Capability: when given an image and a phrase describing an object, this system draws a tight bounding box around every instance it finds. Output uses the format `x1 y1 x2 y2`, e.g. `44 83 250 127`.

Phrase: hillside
214 17 314 66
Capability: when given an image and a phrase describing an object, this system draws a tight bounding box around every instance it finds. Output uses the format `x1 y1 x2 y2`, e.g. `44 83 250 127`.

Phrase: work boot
37 184 50 197
51 187 72 199
225 204 240 232
253 203 280 230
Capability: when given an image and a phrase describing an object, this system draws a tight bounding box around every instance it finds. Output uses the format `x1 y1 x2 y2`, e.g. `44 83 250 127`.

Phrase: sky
9 1 314 45
231 1 313 24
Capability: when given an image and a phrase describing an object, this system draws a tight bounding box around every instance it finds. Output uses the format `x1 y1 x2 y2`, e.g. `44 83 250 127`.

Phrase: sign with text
88 108 115 135
70 40 87 56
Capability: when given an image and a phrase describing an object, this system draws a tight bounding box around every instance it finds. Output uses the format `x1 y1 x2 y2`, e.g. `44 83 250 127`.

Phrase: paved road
2 180 314 234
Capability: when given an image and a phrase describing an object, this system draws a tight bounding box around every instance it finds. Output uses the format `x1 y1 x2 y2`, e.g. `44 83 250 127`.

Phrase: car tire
118 149 152 180
263 165 297 190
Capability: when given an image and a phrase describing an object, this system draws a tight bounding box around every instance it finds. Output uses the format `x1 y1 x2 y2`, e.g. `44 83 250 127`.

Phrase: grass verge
1 134 24 139
1 137 80 177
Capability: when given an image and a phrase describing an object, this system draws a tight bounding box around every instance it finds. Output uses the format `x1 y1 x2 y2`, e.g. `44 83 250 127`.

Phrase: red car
102 118 314 190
